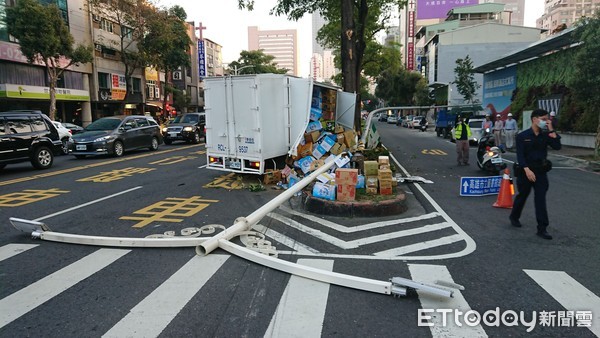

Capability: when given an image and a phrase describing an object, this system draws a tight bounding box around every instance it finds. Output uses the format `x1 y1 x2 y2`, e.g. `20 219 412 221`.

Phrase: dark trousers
510 171 549 230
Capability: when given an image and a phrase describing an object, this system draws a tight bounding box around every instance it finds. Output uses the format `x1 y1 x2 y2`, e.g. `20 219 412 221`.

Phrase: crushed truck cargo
203 74 357 174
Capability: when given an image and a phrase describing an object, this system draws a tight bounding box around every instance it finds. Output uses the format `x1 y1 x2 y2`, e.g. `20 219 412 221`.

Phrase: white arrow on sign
463 181 469 193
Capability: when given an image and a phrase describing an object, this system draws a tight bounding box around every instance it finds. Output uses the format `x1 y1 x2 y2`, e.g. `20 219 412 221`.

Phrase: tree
89 0 154 111
375 68 428 106
6 0 93 121
141 5 191 115
238 0 407 133
228 50 288 75
568 13 600 159
453 55 480 104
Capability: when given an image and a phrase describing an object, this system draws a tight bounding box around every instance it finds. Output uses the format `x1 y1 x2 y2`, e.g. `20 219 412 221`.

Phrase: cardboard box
312 182 336 201
379 186 393 195
334 125 345 134
343 130 356 148
317 172 335 184
311 97 322 109
310 107 322 121
366 187 378 195
379 164 390 170
312 144 328 160
305 130 321 143
378 168 393 180
296 142 313 158
310 158 326 171
378 156 390 165
306 121 323 133
336 133 345 145
336 184 356 201
320 135 337 151
297 156 315 174
335 168 358 185
356 175 365 189
366 176 378 188
329 143 342 155
378 178 393 189
262 169 282 185
322 110 335 120
364 161 379 176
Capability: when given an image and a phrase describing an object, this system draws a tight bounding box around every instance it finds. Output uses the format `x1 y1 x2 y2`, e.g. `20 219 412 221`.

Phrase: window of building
98 72 110 89
132 77 141 93
101 18 113 33
122 26 133 39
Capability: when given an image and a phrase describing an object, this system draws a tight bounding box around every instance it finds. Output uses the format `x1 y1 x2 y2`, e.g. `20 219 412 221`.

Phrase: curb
303 190 408 218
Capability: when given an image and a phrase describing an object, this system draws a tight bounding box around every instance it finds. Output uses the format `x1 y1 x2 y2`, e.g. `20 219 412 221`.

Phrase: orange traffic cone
493 169 514 209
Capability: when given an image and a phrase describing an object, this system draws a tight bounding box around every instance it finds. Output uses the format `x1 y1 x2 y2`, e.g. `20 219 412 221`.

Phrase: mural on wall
482 66 517 120
417 0 477 20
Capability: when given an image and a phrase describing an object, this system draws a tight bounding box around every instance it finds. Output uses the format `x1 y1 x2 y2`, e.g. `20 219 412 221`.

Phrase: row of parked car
0 110 206 171
377 113 428 128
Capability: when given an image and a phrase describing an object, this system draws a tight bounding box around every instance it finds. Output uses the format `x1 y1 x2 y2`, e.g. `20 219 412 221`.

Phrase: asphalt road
0 127 598 337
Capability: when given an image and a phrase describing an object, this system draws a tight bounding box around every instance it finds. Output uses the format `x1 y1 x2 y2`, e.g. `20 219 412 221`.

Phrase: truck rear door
335 91 356 129
204 77 230 158
287 77 312 157
230 76 261 161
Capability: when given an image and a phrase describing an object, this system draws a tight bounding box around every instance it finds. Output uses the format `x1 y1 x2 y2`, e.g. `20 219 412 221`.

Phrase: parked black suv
0 110 62 170
162 112 205 145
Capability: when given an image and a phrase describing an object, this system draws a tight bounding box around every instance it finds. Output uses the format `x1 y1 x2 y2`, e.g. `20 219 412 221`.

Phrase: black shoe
509 216 522 227
536 231 553 240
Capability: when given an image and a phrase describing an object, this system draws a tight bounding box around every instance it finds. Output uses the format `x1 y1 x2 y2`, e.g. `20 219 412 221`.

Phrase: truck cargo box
204 74 356 174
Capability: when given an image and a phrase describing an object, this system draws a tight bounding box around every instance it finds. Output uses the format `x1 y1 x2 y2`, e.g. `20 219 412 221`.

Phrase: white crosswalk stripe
0 248 130 329
524 269 600 337
0 243 38 262
103 254 229 338
265 259 333 338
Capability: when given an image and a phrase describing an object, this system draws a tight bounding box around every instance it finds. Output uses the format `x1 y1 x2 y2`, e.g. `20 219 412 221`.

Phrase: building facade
480 0 526 26
537 0 600 35
248 26 298 76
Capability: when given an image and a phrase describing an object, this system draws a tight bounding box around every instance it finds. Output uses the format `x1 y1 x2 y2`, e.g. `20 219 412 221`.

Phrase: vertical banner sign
198 40 206 78
407 3 416 70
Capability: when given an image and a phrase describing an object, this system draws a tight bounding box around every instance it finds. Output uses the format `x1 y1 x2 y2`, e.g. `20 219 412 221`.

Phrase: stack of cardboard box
378 156 393 195
335 168 358 201
364 160 379 195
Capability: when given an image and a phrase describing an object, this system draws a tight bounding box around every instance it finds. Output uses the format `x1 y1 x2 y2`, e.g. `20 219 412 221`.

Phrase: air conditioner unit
92 14 100 22
94 44 102 51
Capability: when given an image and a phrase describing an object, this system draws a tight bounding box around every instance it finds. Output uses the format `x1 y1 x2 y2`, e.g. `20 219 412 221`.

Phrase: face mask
537 119 547 129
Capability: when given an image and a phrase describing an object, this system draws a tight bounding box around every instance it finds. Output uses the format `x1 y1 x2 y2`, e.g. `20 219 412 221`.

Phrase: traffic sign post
460 176 502 196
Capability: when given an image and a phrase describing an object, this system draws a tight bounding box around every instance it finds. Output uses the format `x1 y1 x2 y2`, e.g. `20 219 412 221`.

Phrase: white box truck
204 74 356 174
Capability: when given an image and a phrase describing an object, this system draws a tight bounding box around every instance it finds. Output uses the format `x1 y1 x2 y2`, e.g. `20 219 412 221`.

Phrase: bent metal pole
197 155 341 256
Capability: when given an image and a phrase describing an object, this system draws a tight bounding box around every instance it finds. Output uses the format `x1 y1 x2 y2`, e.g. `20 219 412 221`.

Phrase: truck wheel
436 128 441 137
31 146 53 169
443 129 449 138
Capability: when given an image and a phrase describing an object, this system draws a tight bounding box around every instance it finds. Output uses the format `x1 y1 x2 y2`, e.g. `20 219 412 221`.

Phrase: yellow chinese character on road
203 173 243 190
149 156 197 165
120 196 219 228
0 188 69 207
78 167 155 183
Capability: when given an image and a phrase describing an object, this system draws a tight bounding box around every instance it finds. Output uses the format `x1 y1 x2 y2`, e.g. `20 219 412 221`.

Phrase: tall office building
480 0 525 26
537 0 600 34
310 12 337 81
248 26 298 76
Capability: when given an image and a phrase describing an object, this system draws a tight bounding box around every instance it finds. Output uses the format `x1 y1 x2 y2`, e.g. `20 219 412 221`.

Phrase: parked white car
52 121 73 155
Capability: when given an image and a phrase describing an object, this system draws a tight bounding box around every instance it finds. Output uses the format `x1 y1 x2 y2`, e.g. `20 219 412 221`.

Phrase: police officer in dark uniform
509 109 561 239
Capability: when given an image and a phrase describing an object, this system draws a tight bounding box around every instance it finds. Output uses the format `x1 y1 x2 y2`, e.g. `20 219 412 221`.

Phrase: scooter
419 121 428 132
476 128 507 175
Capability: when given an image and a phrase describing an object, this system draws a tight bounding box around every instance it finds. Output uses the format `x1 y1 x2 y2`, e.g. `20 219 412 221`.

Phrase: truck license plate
230 160 241 169
76 145 86 151
491 157 503 164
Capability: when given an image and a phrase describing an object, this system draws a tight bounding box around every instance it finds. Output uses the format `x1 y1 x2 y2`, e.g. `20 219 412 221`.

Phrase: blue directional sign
460 176 502 196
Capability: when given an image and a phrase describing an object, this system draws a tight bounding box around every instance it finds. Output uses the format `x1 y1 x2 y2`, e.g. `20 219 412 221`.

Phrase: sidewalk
547 145 600 171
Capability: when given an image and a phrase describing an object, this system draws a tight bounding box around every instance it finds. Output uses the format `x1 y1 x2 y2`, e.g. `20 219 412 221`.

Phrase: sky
161 0 546 77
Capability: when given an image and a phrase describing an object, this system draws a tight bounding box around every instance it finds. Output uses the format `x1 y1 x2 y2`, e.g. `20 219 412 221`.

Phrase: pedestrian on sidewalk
509 109 561 240
482 114 493 130
493 114 504 147
504 113 518 150
455 116 472 166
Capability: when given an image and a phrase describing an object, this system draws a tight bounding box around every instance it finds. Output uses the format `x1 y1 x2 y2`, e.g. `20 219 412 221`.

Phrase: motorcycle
476 128 507 175
419 119 428 132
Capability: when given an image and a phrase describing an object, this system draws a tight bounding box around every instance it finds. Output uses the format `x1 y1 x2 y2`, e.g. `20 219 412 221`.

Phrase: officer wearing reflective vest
454 116 472 166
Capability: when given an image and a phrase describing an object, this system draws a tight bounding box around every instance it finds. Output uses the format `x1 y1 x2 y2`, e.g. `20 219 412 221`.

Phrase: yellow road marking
0 188 70 207
421 149 448 155
77 167 156 183
190 150 206 155
0 144 204 187
120 196 219 228
149 156 197 165
203 173 243 190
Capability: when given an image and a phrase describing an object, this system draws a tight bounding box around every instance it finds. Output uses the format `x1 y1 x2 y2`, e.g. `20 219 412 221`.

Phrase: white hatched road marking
251 224 320 254
268 212 452 249
409 264 488 338
0 248 130 329
374 234 465 256
103 254 229 338
264 259 333 338
0 244 38 262
524 269 600 337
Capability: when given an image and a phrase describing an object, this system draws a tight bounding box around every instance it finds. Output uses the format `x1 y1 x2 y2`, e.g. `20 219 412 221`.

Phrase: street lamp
232 65 255 75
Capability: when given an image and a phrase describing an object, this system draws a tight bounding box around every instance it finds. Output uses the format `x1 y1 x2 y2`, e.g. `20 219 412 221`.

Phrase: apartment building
0 0 93 124
537 0 600 35
248 26 298 76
